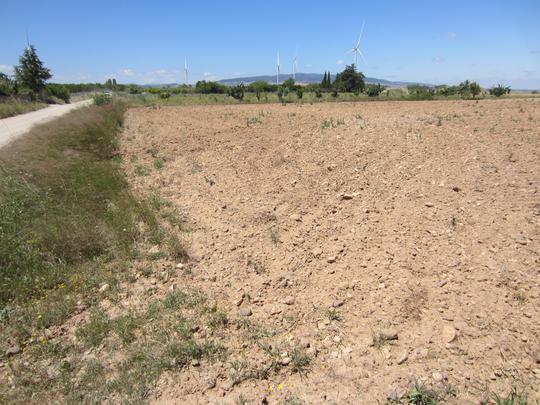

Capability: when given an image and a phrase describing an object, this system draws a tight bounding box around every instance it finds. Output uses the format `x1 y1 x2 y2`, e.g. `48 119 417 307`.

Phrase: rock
312 248 323 257
442 325 457 343
99 283 109 292
191 359 200 367
299 337 311 348
327 256 336 263
283 296 295 305
306 347 318 356
5 345 21 356
290 214 301 222
238 307 252 317
235 294 244 306
333 336 342 344
341 193 354 200
396 350 409 365
176 263 185 269
379 329 399 341
452 186 460 192
281 357 292 365
332 299 344 308
269 306 282 315
432 372 444 382
515 234 527 245
205 377 217 389
425 202 434 207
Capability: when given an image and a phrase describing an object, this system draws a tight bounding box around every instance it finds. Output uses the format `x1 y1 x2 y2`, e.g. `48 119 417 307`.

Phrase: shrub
315 88 322 98
366 83 385 97
93 93 112 105
46 84 71 103
296 88 303 99
228 83 245 101
159 92 170 99
489 84 511 97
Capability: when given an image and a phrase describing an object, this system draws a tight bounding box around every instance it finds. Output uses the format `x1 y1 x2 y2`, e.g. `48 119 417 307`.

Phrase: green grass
494 386 532 405
0 100 47 119
0 101 193 402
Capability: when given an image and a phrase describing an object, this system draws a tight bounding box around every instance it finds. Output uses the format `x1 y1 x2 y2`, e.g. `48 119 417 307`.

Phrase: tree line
1 45 515 104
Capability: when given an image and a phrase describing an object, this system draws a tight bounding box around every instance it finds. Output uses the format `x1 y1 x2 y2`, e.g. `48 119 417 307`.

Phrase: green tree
458 80 471 99
366 83 385 97
14 45 52 100
333 65 365 93
0 73 15 96
228 83 245 101
469 82 481 98
296 87 303 99
489 84 511 97
283 78 296 91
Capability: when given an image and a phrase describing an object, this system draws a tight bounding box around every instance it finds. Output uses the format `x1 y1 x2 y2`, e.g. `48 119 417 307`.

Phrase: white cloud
336 59 344 66
121 68 135 77
433 57 446 64
447 32 457 40
0 64 14 74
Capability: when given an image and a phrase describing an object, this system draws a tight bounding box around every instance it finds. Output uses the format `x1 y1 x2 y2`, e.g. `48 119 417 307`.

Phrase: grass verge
0 101 201 402
0 100 47 119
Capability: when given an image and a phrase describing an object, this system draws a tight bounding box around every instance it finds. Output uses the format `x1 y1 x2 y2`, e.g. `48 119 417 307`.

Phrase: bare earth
121 99 539 404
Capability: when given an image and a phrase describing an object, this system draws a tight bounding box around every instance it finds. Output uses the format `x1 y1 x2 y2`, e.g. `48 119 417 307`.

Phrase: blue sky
1 0 539 88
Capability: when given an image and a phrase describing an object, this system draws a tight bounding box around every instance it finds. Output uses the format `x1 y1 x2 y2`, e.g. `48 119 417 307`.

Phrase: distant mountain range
218 73 424 87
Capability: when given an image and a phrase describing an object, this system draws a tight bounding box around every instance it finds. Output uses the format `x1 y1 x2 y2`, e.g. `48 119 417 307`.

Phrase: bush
315 88 322 98
489 84 511 97
366 83 385 97
296 88 303 99
228 83 245 101
46 84 71 103
93 93 112 105
159 92 170 99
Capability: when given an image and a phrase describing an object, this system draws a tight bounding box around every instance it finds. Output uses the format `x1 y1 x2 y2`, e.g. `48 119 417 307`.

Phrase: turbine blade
358 49 366 62
345 48 355 54
356 20 365 47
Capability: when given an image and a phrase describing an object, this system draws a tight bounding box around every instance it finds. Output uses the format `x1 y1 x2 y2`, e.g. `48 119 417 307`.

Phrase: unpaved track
122 99 540 404
0 99 92 148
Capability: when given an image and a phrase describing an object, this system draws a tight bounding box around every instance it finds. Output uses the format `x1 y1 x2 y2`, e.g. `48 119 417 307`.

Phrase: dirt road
0 99 92 148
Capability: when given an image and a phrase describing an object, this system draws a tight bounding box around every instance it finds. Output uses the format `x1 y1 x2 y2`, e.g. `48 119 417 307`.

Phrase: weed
135 164 149 176
246 116 262 126
270 229 280 245
76 308 111 347
291 348 311 375
326 308 342 321
153 158 164 170
407 380 439 405
493 386 530 405
247 255 266 274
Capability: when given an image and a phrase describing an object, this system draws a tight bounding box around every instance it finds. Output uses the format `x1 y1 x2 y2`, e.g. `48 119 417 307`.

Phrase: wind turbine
346 21 366 68
184 57 189 84
276 52 280 85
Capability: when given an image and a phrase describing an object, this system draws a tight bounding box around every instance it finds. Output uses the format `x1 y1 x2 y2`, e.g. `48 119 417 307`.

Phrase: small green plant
153 158 164 170
247 256 265 274
326 308 342 321
493 386 530 405
407 380 439 405
135 165 149 176
291 348 311 374
246 116 262 126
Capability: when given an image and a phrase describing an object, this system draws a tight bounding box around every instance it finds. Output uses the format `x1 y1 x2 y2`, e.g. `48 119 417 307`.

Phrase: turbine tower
346 21 366 68
276 53 280 85
184 57 189 84
293 50 298 81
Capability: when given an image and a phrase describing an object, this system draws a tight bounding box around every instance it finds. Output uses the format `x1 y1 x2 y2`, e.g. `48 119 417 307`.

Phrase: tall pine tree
14 45 51 100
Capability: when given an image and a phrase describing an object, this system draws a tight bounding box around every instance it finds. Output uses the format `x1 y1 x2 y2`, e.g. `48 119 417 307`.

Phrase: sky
1 0 539 88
